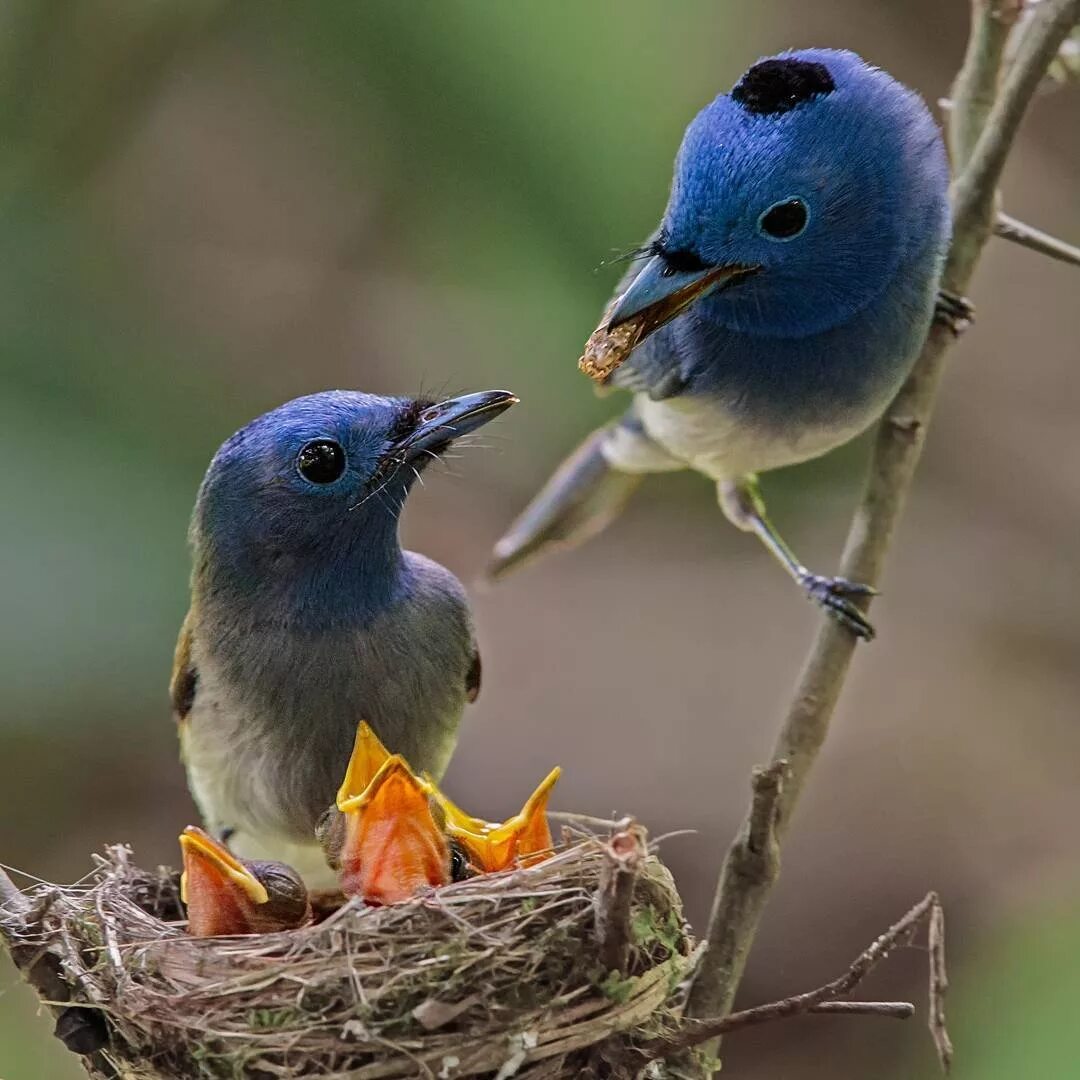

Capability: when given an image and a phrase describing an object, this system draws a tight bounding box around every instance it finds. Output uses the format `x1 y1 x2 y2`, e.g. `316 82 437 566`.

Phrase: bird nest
1 825 694 1079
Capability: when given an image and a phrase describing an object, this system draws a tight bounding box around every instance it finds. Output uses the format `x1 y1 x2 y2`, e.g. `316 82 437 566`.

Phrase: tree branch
948 0 1023 168
683 0 1080 1065
951 0 1080 273
680 762 786 1018
643 893 945 1062
994 211 1080 266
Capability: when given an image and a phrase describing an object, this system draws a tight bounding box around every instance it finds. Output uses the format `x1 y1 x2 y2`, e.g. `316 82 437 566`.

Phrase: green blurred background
1 2 1078 1077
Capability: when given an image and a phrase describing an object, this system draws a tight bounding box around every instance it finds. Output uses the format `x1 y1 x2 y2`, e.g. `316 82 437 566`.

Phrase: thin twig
994 211 1080 267
656 893 940 1058
684 0 1079 1067
928 897 953 1071
812 1001 914 1018
594 825 646 974
951 0 1080 266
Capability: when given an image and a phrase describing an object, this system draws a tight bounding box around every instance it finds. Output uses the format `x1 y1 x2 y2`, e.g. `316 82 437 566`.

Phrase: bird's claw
798 573 877 641
933 290 974 335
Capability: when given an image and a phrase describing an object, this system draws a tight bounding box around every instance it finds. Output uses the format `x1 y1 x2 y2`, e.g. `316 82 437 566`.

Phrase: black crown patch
731 58 835 115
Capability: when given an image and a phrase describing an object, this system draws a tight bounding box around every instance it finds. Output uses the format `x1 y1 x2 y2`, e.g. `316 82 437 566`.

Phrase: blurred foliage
0 2 1078 1079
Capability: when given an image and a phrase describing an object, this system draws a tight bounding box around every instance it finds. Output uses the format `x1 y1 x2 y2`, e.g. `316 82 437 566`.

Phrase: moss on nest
1 827 694 1079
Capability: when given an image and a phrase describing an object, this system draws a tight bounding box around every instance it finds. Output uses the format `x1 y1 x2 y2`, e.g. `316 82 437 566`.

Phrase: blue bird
490 49 960 640
172 389 517 888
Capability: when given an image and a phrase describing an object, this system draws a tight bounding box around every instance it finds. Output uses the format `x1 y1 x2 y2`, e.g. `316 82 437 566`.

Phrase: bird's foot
933 290 974 335
798 573 877 641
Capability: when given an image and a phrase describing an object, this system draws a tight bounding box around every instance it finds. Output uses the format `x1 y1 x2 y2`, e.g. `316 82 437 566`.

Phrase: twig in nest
0 841 694 1080
0 866 116 1077
642 891 950 1071
0 864 31 920
594 824 646 974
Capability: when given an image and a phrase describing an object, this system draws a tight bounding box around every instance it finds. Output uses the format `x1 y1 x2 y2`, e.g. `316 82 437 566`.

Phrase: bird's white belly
635 393 870 481
180 660 340 891
183 721 339 890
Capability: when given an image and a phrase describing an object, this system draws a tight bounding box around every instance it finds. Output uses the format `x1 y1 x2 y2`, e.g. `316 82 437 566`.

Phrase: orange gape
337 758 450 905
436 767 561 873
328 722 561 901
179 826 269 937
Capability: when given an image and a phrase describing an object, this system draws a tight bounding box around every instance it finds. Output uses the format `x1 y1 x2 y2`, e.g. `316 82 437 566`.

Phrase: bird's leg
718 476 877 641
933 289 974 335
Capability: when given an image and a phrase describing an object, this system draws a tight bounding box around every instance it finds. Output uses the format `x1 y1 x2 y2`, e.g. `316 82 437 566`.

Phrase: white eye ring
757 197 810 241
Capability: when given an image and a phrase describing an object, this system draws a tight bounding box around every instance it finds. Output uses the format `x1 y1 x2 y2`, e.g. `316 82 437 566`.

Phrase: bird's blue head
190 389 517 612
608 49 950 340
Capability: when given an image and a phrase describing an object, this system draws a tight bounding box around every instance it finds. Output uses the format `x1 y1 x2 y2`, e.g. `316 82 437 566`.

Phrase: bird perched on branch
490 49 958 640
173 389 517 889
179 826 310 936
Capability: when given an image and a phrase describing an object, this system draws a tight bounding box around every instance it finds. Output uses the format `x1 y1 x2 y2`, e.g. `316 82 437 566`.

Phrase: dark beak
393 390 518 461
606 254 759 337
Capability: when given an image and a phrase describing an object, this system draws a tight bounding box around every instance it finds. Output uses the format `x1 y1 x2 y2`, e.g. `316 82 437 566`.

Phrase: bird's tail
487 408 682 580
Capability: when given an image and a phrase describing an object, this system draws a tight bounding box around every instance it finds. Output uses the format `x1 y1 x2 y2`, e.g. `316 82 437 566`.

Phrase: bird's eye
757 197 809 241
297 440 346 484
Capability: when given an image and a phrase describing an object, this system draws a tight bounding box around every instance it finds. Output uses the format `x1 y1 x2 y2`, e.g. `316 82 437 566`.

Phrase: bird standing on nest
179 826 311 936
173 390 517 889
490 50 962 640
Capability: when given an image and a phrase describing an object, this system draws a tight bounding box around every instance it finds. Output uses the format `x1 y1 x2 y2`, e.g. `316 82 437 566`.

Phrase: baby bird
317 724 468 904
179 826 310 937
318 722 559 902
490 50 955 639
433 766 560 873
173 390 517 889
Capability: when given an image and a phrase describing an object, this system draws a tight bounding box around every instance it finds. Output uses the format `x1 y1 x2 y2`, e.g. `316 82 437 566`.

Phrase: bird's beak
179 826 269 936
429 781 495 837
606 254 759 338
336 756 449 905
392 390 519 460
437 766 561 873
335 721 393 809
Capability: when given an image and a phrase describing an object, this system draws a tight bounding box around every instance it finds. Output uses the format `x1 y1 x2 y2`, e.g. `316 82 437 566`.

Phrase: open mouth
179 826 268 906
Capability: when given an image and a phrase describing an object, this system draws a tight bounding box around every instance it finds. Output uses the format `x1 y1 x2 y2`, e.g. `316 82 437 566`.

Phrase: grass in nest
2 834 693 1079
